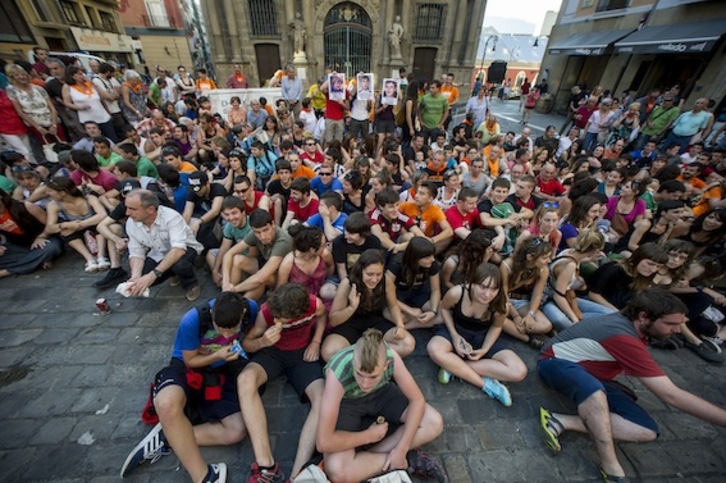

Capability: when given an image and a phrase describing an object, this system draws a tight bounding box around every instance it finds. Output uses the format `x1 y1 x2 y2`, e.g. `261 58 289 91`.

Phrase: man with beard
537 288 726 482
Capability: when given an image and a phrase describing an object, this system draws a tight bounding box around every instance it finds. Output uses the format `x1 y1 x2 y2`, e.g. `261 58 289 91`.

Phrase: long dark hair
453 229 493 284
468 262 508 315
618 242 668 291
349 249 386 311
689 208 726 242
46 176 84 198
400 237 435 288
509 237 553 288
567 195 600 229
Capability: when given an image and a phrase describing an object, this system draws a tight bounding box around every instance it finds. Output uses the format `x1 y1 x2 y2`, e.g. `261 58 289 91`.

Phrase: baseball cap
188 171 208 192
118 178 141 196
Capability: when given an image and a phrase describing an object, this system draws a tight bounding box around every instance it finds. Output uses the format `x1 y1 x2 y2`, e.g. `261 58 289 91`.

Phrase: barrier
206 88 284 120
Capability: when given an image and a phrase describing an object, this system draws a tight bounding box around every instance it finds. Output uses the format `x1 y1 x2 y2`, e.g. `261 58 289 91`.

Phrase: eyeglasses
305 142 316 146
668 252 689 260
542 201 559 209
319 172 332 176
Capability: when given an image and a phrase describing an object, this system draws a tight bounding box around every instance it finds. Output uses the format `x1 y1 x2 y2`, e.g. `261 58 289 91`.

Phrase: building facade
1 0 133 64
472 28 548 96
118 0 202 76
202 0 488 89
542 0 725 112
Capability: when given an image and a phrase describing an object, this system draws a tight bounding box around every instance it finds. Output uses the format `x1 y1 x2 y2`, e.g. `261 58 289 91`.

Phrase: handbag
42 134 59 163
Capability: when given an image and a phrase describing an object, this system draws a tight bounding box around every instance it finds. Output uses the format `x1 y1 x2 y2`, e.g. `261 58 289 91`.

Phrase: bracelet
311 340 321 345
528 311 537 318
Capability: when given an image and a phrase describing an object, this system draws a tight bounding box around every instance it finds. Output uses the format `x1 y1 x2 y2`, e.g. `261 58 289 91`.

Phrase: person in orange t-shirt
398 181 453 253
440 73 460 130
195 68 217 92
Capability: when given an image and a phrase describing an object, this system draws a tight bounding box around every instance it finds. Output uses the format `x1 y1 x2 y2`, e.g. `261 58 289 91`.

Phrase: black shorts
434 324 507 358
250 346 323 401
375 119 396 134
398 288 431 309
153 357 248 424
329 315 395 345
336 383 408 442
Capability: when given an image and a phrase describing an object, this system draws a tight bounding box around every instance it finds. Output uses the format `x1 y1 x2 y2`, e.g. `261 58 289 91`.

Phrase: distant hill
484 16 536 35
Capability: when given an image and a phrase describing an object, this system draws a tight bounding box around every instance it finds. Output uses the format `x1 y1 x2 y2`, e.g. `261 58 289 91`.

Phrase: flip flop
539 407 562 454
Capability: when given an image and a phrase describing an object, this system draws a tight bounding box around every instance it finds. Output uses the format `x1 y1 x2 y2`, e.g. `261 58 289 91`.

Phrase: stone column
449 0 467 67
464 0 486 66
224 0 242 62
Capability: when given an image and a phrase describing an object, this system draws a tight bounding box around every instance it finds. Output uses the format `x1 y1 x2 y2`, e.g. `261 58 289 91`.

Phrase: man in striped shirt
538 288 726 482
316 328 448 482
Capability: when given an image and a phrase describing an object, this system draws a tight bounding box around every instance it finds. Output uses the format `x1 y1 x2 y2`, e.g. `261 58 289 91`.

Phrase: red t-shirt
369 208 415 240
0 90 28 135
288 197 320 223
445 205 480 239
261 294 319 351
301 150 325 165
70 169 118 192
325 93 347 121
536 177 566 197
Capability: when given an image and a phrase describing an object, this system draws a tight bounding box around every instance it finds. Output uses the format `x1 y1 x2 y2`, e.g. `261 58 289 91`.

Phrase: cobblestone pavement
1 253 724 483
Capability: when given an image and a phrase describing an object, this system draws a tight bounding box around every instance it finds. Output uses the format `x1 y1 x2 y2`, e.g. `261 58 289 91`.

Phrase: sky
484 0 562 34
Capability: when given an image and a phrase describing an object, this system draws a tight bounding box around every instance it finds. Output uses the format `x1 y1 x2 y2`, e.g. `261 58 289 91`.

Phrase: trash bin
536 94 554 114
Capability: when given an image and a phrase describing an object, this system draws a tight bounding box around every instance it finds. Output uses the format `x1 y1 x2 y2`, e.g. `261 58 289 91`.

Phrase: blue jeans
542 297 615 331
660 131 694 154
583 132 599 153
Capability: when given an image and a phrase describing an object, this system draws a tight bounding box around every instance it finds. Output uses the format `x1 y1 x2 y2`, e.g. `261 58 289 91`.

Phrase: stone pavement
1 252 724 483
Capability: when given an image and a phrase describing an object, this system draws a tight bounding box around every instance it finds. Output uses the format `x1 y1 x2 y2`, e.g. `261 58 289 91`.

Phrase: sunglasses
542 201 559 209
319 172 332 176
305 143 316 146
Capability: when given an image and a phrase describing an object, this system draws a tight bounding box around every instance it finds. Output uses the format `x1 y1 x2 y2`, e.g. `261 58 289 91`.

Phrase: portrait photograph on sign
381 78 399 105
356 73 373 101
328 73 346 101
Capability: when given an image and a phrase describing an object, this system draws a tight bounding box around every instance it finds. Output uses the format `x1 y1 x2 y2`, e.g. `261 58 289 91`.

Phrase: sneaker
437 368 452 385
185 284 201 301
685 341 724 364
482 377 512 407
650 337 679 350
169 275 181 287
85 259 99 273
248 462 284 483
120 423 171 478
94 267 128 289
528 336 546 350
406 448 449 483
701 336 723 354
203 463 227 483
97 257 111 271
599 467 630 482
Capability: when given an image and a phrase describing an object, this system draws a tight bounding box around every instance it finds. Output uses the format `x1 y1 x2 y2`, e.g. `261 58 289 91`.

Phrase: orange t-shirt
440 85 459 106
677 175 706 191
196 78 217 91
692 185 722 217
399 201 445 237
292 165 316 180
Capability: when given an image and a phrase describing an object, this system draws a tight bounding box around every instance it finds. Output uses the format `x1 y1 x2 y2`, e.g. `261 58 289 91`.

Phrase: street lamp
478 34 498 83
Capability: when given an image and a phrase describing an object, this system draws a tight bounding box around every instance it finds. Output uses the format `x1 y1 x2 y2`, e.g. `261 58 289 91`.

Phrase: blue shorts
537 358 659 435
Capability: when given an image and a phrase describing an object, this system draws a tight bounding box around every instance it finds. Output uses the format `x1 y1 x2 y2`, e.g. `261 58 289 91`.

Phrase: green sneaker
437 368 452 384
539 407 562 454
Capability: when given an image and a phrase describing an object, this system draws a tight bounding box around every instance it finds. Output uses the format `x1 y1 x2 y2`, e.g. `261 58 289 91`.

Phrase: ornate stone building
202 0 488 89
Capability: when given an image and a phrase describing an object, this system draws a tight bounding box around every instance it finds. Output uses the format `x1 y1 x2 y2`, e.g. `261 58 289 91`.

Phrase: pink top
289 256 328 298
605 196 646 225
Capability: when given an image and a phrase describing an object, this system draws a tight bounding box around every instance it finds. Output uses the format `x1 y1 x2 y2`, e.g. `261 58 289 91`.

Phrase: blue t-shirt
305 212 348 236
310 176 343 197
171 298 259 368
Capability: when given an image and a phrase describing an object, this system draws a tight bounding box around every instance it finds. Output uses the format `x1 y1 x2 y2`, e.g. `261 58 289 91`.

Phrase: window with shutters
0 1 34 43
414 3 446 41
249 0 279 36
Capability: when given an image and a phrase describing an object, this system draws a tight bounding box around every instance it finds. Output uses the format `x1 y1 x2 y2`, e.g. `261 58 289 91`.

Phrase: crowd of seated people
2 59 726 483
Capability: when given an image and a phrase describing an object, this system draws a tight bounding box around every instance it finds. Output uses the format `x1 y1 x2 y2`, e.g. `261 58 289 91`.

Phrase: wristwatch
153 268 163 278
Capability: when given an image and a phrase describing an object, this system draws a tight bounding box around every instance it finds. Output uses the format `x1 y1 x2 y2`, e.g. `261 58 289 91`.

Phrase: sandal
85 259 99 273
599 468 630 482
539 407 563 454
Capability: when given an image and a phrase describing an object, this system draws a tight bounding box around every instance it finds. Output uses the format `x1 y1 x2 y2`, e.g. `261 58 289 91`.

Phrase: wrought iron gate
323 2 372 78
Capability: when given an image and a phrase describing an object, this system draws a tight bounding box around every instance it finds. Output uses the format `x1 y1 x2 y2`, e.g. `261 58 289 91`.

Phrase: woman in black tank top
427 263 527 407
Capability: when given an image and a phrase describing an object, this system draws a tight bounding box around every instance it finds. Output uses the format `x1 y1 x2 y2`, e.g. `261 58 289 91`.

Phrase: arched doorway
324 2 371 78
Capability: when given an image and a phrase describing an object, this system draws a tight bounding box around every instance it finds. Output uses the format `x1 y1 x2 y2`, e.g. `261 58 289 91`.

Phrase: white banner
207 88 284 119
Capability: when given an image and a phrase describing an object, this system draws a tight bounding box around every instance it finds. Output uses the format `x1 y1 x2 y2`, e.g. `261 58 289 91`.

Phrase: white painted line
493 112 546 133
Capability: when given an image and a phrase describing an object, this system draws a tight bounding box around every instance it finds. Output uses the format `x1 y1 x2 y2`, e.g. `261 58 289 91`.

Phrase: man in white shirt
513 127 534 154
556 127 581 158
125 189 203 301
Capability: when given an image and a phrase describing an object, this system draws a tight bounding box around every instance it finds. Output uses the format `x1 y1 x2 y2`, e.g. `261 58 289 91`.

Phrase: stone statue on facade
290 12 307 62
389 15 404 59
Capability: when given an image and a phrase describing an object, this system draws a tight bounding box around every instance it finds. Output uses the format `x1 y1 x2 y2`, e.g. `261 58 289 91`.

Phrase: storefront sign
71 27 134 53
615 39 717 54
548 47 604 56
207 88 283 119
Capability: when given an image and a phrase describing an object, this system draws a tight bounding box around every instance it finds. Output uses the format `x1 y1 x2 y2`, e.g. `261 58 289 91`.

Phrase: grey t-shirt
242 226 292 261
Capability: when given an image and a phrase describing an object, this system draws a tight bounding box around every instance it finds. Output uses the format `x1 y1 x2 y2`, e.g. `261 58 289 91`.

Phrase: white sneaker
85 259 99 273
97 257 111 271
203 463 227 483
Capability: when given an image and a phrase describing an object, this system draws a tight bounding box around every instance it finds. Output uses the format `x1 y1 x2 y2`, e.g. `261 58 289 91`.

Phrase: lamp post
478 34 499 83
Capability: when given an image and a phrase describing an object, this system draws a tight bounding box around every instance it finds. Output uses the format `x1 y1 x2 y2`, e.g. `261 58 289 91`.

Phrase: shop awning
614 19 726 54
548 29 634 56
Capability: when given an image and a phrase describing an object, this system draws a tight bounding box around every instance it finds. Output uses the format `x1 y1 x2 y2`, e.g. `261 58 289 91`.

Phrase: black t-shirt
534 136 559 154
587 262 635 310
266 179 291 209
478 199 522 215
387 253 440 294
332 235 382 272
186 182 228 217
403 145 429 163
